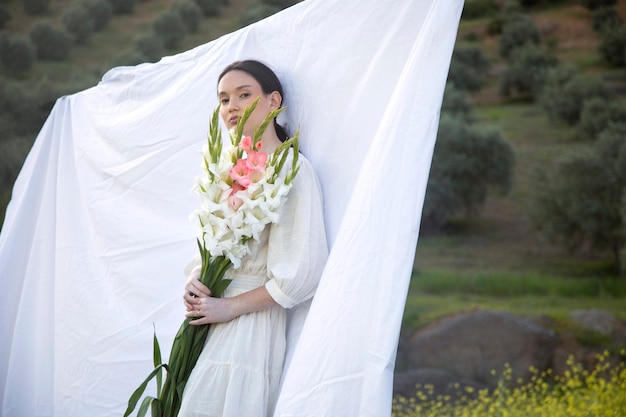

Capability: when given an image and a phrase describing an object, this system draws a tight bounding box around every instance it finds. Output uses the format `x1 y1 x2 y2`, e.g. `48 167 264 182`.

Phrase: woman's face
217 70 280 137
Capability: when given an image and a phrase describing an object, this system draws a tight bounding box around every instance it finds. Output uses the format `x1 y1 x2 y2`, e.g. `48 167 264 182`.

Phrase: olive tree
29 22 73 61
500 43 558 99
0 34 36 76
422 114 515 229
578 97 626 140
0 4 10 29
153 10 186 50
447 45 490 92
528 123 626 276
62 3 95 44
540 66 614 125
499 13 541 58
21 0 50 15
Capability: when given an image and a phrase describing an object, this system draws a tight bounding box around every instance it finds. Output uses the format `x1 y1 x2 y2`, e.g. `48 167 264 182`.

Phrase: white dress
177 154 328 417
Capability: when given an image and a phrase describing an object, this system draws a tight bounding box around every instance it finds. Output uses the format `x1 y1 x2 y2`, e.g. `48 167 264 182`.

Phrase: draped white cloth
0 0 462 415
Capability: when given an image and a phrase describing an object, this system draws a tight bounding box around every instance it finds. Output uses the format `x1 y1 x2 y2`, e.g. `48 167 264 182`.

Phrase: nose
227 97 239 112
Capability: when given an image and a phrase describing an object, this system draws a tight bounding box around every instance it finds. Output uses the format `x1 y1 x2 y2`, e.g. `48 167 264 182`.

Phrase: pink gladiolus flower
228 194 244 210
255 141 263 151
239 136 252 152
228 182 245 210
245 151 268 172
230 159 252 187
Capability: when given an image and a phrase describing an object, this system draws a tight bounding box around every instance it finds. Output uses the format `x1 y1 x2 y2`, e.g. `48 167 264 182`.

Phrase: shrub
579 97 626 140
422 115 515 228
134 32 163 62
462 0 498 19
82 0 113 31
581 0 617 11
62 4 95 44
440 84 475 122
500 43 559 99
29 22 73 61
193 0 221 16
598 25 626 66
0 34 36 76
540 67 614 125
499 13 541 58
0 4 10 29
109 51 146 68
591 6 623 32
447 45 490 92
21 0 50 15
238 3 280 27
153 10 186 50
528 124 626 275
107 0 135 15
174 1 202 33
260 0 300 8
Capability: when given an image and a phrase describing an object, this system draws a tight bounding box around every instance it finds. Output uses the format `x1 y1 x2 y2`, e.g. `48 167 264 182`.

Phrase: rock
406 309 556 387
569 309 626 346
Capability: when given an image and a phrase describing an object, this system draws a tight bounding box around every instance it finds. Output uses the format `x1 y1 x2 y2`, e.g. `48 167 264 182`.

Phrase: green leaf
137 395 158 417
152 324 163 395
124 364 168 417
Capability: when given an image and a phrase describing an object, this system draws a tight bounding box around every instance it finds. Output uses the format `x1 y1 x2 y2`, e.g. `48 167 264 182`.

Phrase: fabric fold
0 0 462 415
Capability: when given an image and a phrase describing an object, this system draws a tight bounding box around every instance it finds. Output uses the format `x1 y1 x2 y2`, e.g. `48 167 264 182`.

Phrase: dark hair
218 60 289 142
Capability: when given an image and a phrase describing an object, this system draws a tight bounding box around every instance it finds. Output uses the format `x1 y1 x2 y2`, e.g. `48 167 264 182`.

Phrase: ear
269 91 282 110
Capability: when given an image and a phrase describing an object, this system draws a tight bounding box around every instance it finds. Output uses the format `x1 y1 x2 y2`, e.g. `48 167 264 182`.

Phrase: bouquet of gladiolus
125 98 300 417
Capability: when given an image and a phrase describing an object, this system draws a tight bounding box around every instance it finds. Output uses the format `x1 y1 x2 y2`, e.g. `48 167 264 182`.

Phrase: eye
240 93 251 99
220 98 229 105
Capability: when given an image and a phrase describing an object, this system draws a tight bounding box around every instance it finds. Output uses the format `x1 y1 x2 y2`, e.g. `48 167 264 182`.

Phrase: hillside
1 0 625 281
415 0 626 278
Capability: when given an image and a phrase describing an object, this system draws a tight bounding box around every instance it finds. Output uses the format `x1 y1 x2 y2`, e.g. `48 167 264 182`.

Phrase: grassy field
2 0 626 332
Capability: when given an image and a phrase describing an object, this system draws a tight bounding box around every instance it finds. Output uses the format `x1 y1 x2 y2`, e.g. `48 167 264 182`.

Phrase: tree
440 83 475 123
62 4 95 44
499 13 541 58
107 0 135 15
134 32 163 62
153 10 186 50
29 22 73 61
461 0 498 20
581 0 617 11
500 43 559 99
238 4 279 27
591 6 623 32
528 123 626 276
0 4 11 29
260 0 300 8
422 115 515 229
193 0 221 16
540 66 614 125
598 25 626 67
0 34 36 76
174 1 202 33
447 45 490 92
21 0 50 15
83 0 113 31
579 97 626 140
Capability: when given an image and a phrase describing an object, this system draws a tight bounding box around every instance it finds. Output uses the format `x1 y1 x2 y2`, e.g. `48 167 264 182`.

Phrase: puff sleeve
264 155 329 309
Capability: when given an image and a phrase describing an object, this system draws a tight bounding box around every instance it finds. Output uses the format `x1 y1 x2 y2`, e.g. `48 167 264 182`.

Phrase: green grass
402 269 626 332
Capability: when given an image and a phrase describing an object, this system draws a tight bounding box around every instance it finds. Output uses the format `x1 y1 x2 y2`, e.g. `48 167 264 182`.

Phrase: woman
177 60 329 417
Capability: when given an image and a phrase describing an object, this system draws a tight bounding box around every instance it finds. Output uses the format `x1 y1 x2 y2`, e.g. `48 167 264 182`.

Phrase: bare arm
183 272 279 326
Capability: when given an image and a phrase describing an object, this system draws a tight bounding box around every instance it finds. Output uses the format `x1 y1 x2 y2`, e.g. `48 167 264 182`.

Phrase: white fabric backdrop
0 0 463 415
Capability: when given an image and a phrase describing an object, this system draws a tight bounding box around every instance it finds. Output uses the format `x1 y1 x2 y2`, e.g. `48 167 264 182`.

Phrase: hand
185 296 237 325
182 266 211 311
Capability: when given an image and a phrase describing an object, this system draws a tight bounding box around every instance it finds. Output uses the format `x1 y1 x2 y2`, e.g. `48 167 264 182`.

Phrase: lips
229 116 239 126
